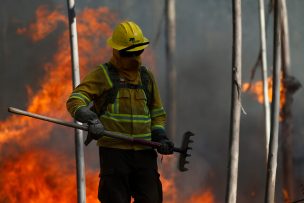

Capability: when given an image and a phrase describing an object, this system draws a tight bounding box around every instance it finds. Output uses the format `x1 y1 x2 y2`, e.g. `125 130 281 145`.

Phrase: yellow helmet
107 21 149 52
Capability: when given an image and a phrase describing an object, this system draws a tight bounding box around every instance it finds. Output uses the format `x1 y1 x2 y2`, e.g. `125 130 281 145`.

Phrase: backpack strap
94 63 119 116
95 63 152 116
140 66 152 109
104 63 120 104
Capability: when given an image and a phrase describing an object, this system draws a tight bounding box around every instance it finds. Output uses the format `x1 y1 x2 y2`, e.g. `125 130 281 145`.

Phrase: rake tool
8 107 194 172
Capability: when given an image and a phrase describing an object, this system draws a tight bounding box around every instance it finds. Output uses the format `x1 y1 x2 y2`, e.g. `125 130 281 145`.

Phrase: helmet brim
107 37 149 51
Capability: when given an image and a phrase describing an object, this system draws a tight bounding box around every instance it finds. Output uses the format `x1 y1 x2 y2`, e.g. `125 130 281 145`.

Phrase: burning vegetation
242 75 286 109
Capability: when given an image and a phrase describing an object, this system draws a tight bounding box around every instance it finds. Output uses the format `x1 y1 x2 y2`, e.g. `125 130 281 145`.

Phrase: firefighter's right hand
88 118 104 140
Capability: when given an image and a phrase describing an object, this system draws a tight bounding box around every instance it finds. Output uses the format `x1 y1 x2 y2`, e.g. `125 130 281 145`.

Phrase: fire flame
16 5 67 42
242 75 286 109
282 188 290 203
0 5 114 202
189 189 215 203
161 177 214 203
0 5 214 203
0 149 99 203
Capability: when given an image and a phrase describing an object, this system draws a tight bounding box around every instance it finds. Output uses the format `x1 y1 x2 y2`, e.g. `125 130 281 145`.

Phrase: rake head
178 131 195 172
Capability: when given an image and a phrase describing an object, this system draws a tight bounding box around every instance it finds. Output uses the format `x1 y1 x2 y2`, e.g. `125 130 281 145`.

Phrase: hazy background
1 0 303 202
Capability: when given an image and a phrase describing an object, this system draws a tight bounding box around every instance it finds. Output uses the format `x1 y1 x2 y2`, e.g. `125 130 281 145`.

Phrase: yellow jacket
66 63 166 150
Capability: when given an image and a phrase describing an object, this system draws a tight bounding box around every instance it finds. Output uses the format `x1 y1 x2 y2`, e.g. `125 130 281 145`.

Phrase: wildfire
16 5 67 42
0 5 114 202
161 173 214 203
0 6 115 146
0 149 98 203
282 188 290 203
161 175 178 203
0 4 214 203
242 75 286 108
189 189 215 203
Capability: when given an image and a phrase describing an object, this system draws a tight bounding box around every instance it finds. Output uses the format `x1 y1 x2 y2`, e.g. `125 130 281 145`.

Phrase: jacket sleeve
147 70 166 134
66 66 112 117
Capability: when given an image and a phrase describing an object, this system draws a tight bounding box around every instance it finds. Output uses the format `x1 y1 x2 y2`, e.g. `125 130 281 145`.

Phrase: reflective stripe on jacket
66 63 166 150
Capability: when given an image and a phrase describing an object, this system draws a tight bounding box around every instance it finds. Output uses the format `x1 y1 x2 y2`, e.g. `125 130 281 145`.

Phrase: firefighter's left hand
157 139 174 155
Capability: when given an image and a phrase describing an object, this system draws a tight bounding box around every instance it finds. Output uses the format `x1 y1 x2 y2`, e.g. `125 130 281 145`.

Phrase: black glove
152 129 174 155
74 106 98 123
75 106 104 140
158 139 174 155
87 118 104 140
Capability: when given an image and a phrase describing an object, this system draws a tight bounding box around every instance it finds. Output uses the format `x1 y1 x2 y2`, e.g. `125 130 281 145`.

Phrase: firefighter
66 21 174 203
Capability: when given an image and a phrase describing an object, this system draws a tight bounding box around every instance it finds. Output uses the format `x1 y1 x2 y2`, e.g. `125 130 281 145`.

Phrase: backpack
94 63 152 116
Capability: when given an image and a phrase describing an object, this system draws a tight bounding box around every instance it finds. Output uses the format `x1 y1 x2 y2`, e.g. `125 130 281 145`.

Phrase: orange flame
0 6 115 146
159 157 215 203
161 176 178 203
189 189 215 203
160 175 215 203
0 6 114 202
282 188 290 203
242 75 286 109
0 149 99 203
17 5 67 42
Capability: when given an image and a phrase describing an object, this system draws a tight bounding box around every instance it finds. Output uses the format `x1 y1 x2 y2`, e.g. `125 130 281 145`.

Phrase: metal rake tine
178 131 195 172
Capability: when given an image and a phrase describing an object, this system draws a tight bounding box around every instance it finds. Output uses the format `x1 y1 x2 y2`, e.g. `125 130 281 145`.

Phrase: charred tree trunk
265 0 281 202
225 0 242 203
280 0 302 202
66 1 86 202
165 0 177 140
258 0 271 161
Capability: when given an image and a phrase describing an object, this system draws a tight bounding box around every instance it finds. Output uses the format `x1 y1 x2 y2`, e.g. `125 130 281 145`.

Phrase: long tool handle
9 107 88 131
8 107 163 148
8 107 194 172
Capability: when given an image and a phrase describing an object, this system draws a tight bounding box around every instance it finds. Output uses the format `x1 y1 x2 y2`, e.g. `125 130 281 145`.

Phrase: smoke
1 0 304 202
